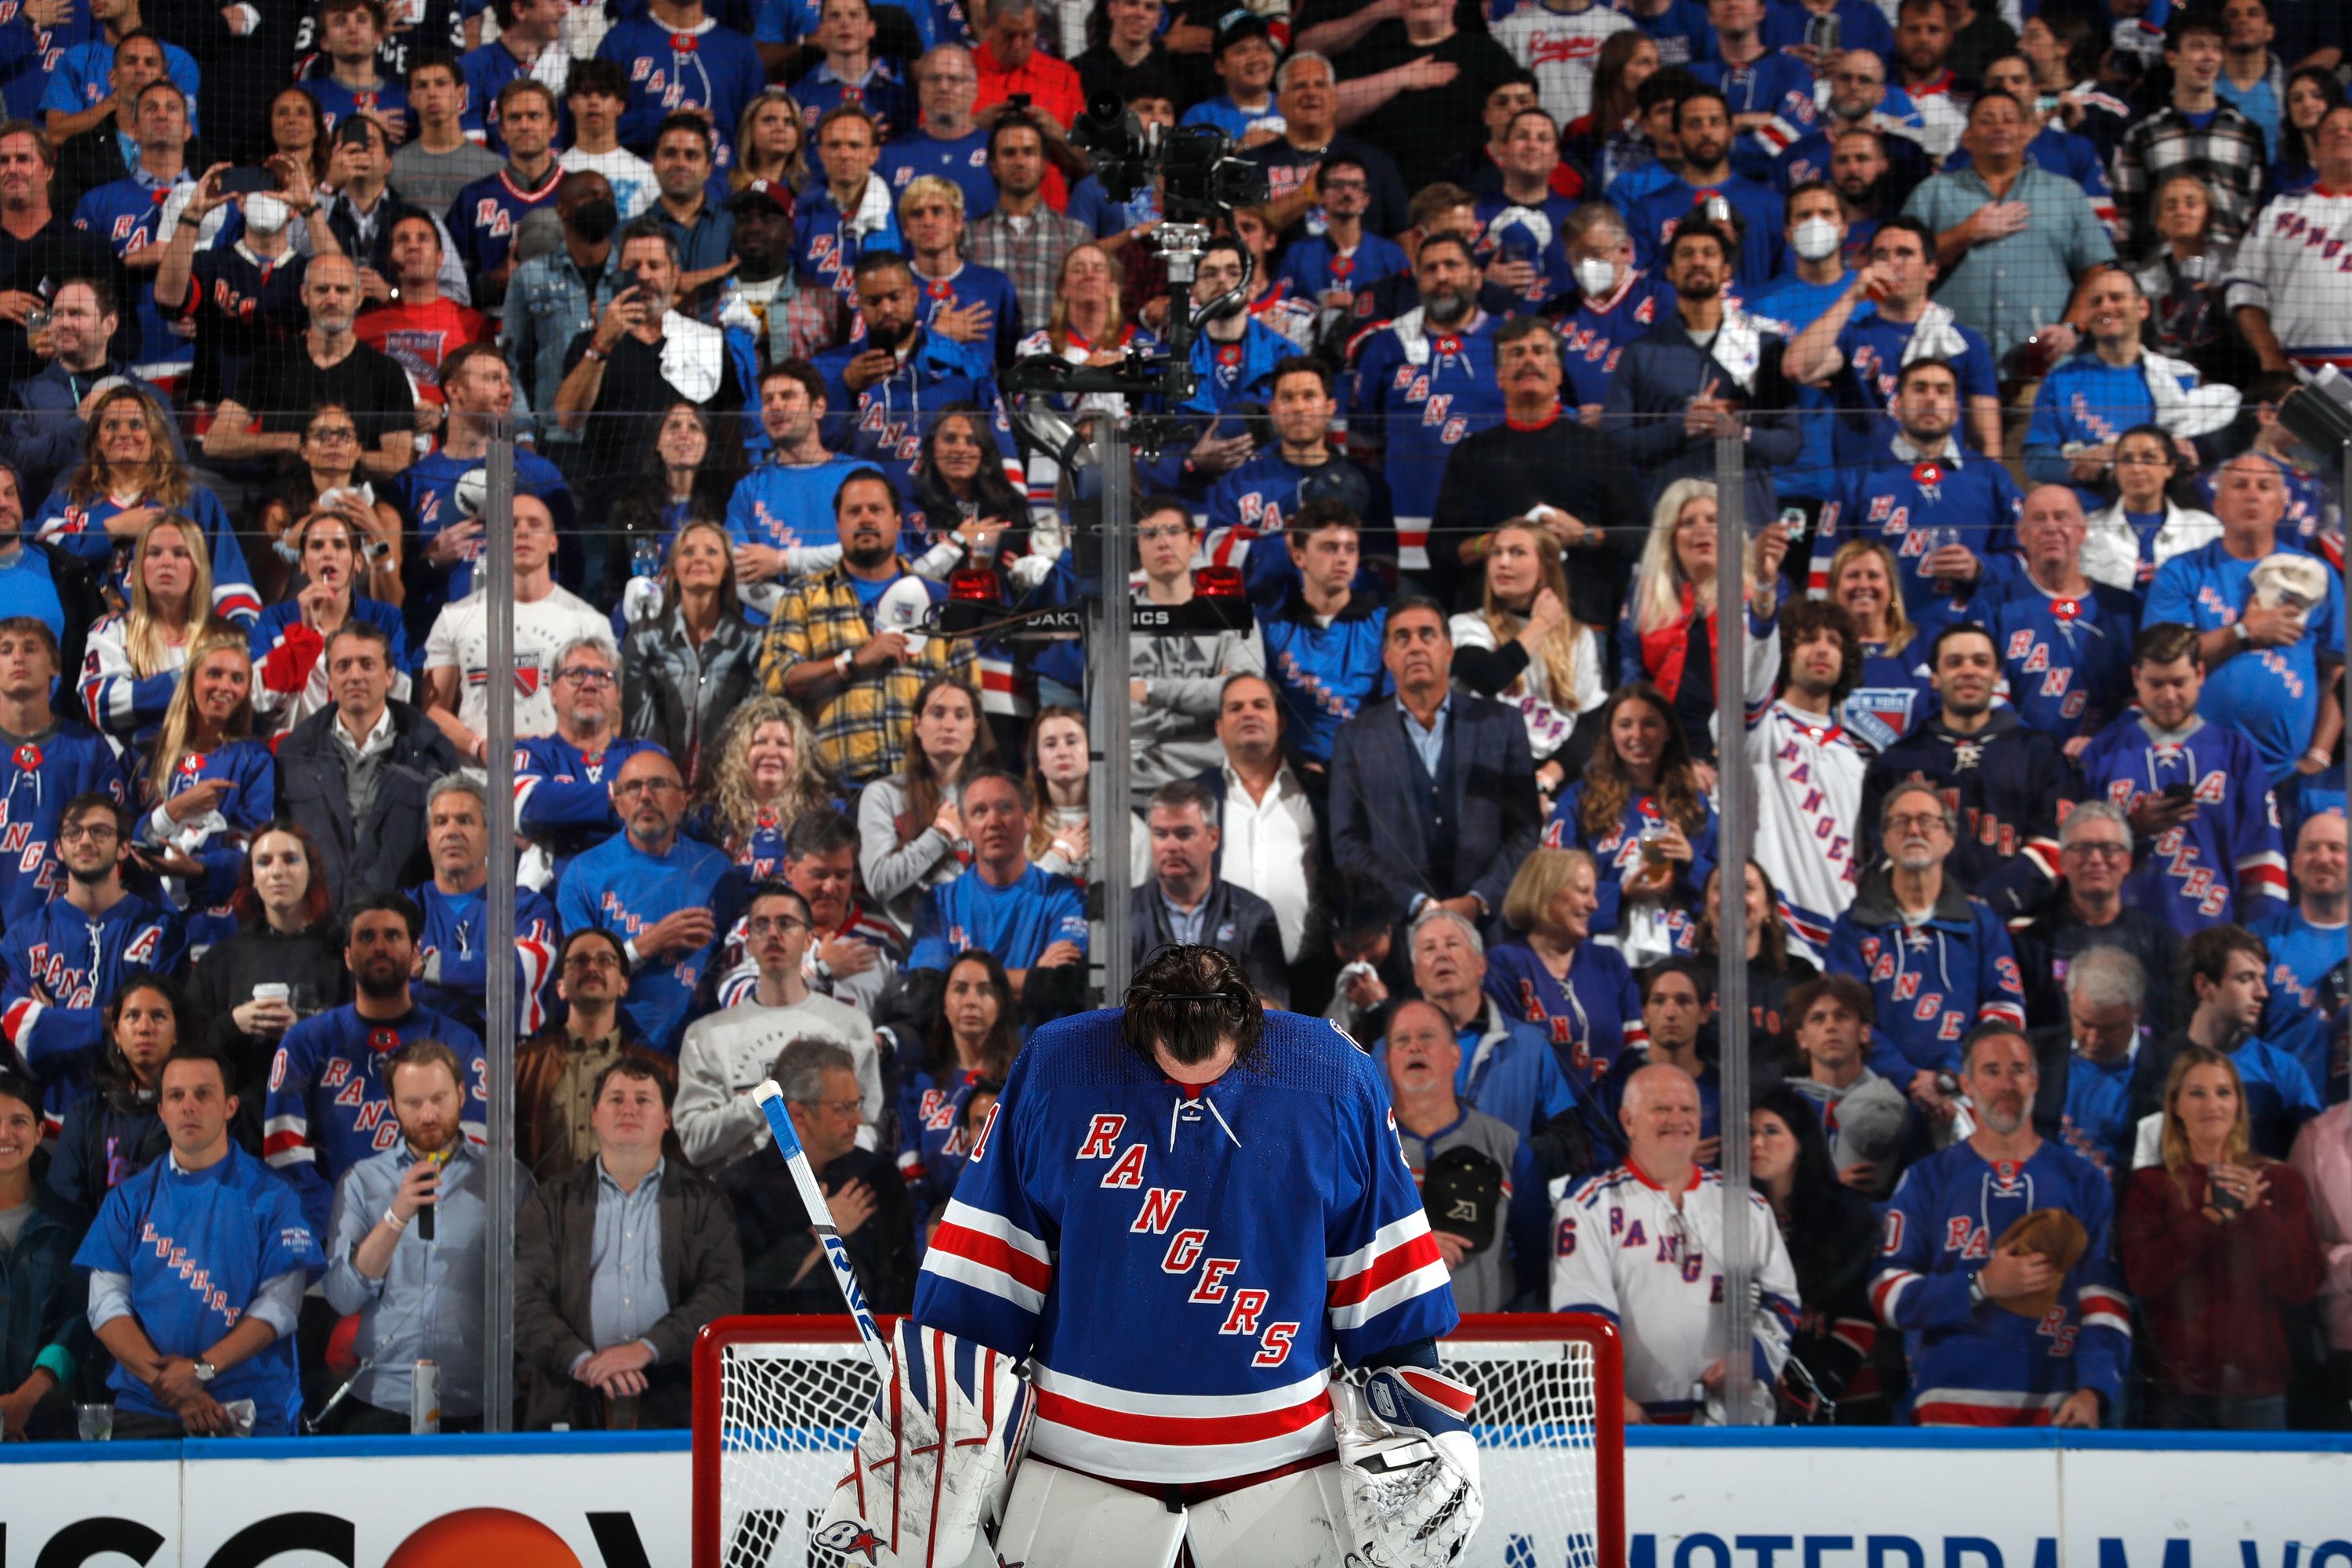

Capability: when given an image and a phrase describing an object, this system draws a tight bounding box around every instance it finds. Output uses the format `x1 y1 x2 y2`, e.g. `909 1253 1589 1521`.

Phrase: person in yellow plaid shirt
759 470 977 784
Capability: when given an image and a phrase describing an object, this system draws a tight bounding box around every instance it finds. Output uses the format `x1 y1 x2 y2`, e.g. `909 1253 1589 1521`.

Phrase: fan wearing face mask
154 158 340 413
1747 182 1859 534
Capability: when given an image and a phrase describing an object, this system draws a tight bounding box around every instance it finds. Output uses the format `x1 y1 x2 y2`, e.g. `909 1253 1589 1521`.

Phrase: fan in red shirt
972 0 1085 129
354 212 492 408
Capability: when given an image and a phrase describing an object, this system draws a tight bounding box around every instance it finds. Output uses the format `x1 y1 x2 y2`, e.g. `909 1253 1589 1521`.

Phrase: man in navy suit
1327 597 1542 931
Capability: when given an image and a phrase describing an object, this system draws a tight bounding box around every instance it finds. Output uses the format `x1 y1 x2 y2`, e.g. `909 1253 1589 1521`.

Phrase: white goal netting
700 1323 1615 1568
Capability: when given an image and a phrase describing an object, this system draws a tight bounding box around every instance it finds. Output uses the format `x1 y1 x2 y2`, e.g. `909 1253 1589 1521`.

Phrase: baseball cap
1214 9 1272 54
730 178 796 220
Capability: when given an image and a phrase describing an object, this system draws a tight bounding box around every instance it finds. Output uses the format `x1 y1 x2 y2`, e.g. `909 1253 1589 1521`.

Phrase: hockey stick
751 1080 896 1388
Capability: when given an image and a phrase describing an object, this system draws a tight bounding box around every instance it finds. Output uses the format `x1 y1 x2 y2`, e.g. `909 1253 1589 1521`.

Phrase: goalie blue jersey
2076 713 2286 937
913 1007 1457 1485
1871 1138 2130 1425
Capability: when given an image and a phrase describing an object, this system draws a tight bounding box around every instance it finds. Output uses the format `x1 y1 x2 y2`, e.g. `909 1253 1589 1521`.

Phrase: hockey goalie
814 944 1484 1568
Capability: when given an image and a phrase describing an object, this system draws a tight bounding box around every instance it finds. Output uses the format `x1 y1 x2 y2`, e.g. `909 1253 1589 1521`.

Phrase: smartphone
2161 782 2197 804
1804 10 1838 53
1007 92 1033 111
2209 1178 2242 1216
217 165 278 195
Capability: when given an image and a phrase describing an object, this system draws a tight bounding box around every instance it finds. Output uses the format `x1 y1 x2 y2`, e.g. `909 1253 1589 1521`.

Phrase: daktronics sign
0 1443 692 1567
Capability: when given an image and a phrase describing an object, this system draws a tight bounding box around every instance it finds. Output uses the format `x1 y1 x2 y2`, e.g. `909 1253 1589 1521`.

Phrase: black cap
1420 1144 1504 1254
1214 8 1272 54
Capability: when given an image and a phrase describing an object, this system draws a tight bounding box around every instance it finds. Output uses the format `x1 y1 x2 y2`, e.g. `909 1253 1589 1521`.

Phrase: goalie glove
1329 1365 1483 1568
814 1318 1030 1568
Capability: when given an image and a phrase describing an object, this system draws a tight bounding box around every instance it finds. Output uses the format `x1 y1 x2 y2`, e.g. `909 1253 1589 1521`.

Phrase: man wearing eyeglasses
675 884 879 1171
717 1036 913 1316
515 635 668 890
517 927 671 1183
2010 801 2183 1035
0 793 185 1114
555 748 748 1054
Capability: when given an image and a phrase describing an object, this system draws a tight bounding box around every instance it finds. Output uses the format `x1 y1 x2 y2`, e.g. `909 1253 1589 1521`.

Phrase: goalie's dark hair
1123 945 1265 1069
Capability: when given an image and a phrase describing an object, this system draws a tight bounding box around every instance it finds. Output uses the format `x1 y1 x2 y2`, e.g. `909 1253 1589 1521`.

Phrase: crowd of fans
0 0 2343 1447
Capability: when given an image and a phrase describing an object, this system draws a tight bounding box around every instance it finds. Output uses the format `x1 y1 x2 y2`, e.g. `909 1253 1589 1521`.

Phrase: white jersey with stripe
1741 608 1867 956
910 1007 1458 1485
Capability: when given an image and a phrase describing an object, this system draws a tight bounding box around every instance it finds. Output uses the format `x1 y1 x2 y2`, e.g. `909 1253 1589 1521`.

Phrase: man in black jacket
719 1038 912 1317
1131 779 1289 1005
274 621 463 915
1428 312 1644 622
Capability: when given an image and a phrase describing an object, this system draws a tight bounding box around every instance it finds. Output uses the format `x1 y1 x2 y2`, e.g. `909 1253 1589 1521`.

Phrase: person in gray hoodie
1129 496 1265 792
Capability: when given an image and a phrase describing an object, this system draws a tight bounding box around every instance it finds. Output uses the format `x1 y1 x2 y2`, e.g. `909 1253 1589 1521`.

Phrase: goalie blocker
818 945 1486 1568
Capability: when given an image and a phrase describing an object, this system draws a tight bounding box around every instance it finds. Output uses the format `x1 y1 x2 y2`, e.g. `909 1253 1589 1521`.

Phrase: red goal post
692 1312 1624 1568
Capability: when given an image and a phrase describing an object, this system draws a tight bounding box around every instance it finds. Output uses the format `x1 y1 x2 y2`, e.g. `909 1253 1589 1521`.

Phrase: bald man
1968 484 2142 751
2147 452 2345 793
1550 1062 1800 1425
1384 1000 1545 1312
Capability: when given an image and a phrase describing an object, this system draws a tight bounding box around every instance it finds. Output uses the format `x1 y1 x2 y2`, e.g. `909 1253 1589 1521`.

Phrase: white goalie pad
1329 1367 1486 1568
814 1319 1029 1568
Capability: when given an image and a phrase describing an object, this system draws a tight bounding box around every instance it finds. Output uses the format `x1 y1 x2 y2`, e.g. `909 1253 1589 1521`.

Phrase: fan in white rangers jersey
1742 596 1871 960
2226 106 2352 374
1551 1062 1802 1424
813 946 1486 1568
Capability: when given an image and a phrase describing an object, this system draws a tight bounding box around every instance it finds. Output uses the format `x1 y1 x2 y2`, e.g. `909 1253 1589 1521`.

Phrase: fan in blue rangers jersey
405 774 560 1038
0 622 129 927
0 795 186 1116
554 748 745 1052
1254 505 1389 771
758 0 973 53
875 74 994 218
2076 620 2288 939
133 718 274 931
906 850 1087 980
2020 274 2241 498
1690 29 1819 183
31 468 260 630
1546 215 1675 417
913 951 1459 1497
1828 780 2030 1080
447 151 564 289
1870 1023 2131 1428
1483 856 1650 1097
2248 809 2347 1095
812 252 1011 502
596 8 764 166
897 177 1022 367
1623 91 1788 289
261 895 491 1237
1624 0 1714 67
793 107 904 301
1202 359 1394 593
1782 218 2002 469
1808 361 2023 627
1469 113 1582 314
1962 488 2142 746
792 50 915 141
515 730 670 888
1758 0 1893 64
1344 234 1504 574
2145 453 2346 793
75 1052 325 1439
1860 622 2077 923
1816 534 1937 761
69 144 197 383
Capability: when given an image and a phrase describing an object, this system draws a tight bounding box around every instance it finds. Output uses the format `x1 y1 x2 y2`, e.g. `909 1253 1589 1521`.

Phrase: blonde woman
139 630 274 916
685 695 840 882
1617 477 1786 771
1482 847 1646 1093
733 89 809 193
1450 521 1603 797
80 514 238 745
2122 1046 2321 1429
31 384 259 624
1824 537 1934 754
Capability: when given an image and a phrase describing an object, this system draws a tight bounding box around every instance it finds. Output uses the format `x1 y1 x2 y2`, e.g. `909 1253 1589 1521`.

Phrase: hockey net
691 1312 1624 1568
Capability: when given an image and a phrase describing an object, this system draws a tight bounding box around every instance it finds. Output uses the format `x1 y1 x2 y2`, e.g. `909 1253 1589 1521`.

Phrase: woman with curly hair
138 632 274 931
898 949 1021 1237
685 696 840 881
2123 1047 2322 1429
1542 683 1715 967
622 519 762 784
78 514 239 746
1822 538 1933 755
1451 521 1605 802
47 974 205 1212
31 384 256 623
858 676 992 935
